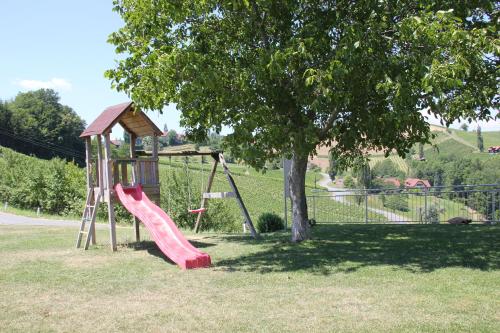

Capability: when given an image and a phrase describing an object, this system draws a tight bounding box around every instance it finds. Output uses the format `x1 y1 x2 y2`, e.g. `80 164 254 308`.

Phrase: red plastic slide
114 184 211 269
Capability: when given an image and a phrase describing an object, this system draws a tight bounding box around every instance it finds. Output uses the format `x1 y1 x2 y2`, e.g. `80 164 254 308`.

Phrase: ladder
76 188 101 250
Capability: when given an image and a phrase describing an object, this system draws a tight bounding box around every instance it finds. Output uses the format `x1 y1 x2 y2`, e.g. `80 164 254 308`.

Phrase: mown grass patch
0 223 498 332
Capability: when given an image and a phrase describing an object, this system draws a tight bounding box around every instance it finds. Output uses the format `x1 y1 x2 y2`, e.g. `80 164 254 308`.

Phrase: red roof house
405 178 431 189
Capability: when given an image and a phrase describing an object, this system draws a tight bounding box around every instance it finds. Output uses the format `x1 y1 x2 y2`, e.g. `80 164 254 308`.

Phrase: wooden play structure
76 102 257 257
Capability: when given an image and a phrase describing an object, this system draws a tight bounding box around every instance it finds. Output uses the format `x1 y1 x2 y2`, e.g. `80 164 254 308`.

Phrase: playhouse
76 102 257 269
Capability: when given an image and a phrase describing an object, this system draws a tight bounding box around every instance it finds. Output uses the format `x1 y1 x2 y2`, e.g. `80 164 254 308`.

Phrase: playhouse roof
80 102 162 138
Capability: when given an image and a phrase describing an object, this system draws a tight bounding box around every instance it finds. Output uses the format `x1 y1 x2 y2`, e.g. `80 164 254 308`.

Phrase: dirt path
318 173 408 223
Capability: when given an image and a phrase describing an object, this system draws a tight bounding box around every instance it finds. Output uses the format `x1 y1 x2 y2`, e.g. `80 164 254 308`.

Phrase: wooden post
96 135 104 194
85 137 96 245
219 154 259 239
194 159 219 233
104 133 117 251
130 133 137 185
129 132 140 242
152 135 159 186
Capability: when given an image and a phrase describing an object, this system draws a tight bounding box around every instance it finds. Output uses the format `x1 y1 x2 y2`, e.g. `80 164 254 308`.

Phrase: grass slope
0 224 498 332
453 129 500 150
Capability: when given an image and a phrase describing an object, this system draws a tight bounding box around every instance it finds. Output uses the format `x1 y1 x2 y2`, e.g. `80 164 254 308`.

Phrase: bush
256 212 284 233
343 175 355 188
383 194 409 212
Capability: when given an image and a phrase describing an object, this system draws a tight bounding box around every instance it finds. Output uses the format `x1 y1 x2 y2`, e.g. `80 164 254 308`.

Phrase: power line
0 128 85 160
0 125 84 156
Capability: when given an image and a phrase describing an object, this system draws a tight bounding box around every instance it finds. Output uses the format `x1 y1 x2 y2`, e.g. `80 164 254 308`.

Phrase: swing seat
188 208 207 214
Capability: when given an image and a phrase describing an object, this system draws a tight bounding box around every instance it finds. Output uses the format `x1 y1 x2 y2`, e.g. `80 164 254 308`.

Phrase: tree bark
289 153 310 242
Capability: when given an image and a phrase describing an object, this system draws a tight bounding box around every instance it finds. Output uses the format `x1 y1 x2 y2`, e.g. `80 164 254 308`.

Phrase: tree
167 130 178 146
476 126 484 152
328 152 337 180
6 89 86 164
142 136 153 151
418 143 425 160
106 1 498 242
460 123 469 132
123 132 131 144
0 101 13 147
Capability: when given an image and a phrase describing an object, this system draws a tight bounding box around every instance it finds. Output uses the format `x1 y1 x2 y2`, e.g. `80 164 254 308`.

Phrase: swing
186 156 207 214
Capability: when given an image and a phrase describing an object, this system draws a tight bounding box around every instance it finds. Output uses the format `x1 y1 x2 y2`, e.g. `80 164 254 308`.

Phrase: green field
0 223 498 332
453 129 500 150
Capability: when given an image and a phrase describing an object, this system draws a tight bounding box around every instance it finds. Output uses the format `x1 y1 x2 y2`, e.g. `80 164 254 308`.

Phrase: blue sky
0 0 498 138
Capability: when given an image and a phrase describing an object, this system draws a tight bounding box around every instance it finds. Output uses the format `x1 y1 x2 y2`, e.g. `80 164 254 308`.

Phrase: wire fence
308 184 500 224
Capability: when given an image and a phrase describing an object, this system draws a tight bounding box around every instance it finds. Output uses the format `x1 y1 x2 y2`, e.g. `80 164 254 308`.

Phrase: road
0 211 107 229
317 173 408 223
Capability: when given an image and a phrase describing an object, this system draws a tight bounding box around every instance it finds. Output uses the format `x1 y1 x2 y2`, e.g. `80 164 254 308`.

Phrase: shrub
256 212 284 233
424 205 440 224
383 194 409 212
343 175 355 188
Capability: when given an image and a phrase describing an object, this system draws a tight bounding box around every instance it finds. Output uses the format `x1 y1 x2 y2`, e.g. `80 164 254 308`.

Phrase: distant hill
310 125 500 171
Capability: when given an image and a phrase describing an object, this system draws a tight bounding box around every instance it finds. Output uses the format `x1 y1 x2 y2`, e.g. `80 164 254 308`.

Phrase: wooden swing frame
138 150 258 238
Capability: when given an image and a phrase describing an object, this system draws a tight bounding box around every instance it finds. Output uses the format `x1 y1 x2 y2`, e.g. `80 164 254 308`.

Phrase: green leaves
106 0 498 169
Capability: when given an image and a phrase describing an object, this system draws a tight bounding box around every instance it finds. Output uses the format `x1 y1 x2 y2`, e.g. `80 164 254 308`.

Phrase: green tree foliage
418 143 425 160
142 136 153 150
372 159 405 179
354 163 372 189
476 126 484 152
460 123 469 132
328 152 337 180
0 146 86 215
343 175 355 188
0 101 13 147
106 1 498 241
1 89 86 164
166 130 178 146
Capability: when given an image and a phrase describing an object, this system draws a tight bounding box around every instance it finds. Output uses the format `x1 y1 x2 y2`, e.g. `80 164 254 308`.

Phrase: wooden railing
112 158 159 187
86 158 159 189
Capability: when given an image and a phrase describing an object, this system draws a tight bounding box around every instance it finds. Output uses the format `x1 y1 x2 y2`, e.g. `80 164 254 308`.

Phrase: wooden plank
85 137 93 188
84 192 101 249
113 161 120 185
130 133 137 185
194 160 218 233
202 192 235 199
152 135 159 185
121 162 128 185
219 153 259 239
76 189 92 248
96 135 104 193
104 133 117 251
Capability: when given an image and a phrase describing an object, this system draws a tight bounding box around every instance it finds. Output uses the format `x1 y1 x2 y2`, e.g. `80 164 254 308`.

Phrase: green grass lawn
1 223 498 332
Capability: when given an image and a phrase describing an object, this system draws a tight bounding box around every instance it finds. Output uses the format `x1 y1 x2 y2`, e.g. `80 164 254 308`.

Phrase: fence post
313 195 316 222
492 190 497 223
424 190 428 224
3 202 7 211
365 190 368 224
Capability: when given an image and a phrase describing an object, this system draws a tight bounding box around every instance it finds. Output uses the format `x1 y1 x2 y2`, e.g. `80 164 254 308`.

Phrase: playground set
76 102 257 269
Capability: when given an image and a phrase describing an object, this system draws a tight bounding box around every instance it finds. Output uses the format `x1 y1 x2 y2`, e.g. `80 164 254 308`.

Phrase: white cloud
15 78 72 91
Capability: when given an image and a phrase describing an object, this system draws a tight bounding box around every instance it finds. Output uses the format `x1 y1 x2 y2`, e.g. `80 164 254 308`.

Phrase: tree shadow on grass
215 224 500 275
124 239 216 265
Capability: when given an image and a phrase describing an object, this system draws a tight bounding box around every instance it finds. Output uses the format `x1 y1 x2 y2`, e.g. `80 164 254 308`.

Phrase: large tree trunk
289 153 311 242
